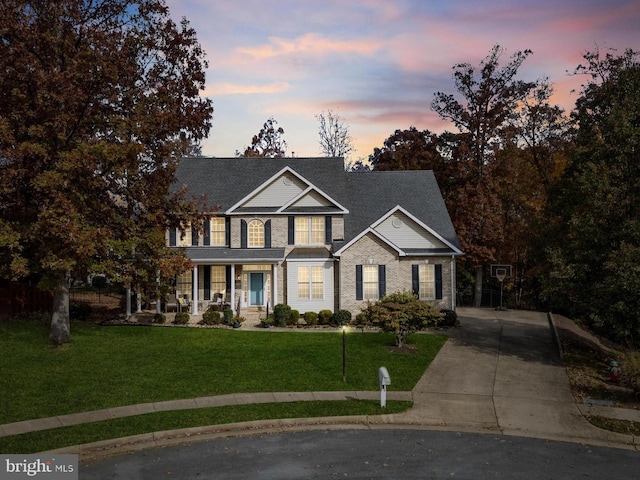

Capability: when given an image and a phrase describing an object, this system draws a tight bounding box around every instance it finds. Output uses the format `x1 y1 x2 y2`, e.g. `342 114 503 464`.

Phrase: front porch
174 261 281 317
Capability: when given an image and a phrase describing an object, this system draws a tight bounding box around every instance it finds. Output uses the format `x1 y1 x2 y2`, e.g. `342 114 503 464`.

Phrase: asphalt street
80 429 639 479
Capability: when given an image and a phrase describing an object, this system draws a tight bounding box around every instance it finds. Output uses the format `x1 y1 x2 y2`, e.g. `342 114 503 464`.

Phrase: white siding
290 190 333 207
286 260 334 313
245 173 307 207
375 212 447 249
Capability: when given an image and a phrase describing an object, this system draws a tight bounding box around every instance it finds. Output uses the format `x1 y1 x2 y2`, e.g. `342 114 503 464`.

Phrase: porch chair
164 294 178 313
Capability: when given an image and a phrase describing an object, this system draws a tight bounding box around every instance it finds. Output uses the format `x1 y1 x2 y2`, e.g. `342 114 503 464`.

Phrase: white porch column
126 286 131 318
273 263 278 307
136 291 142 313
230 264 236 311
192 265 199 315
156 271 161 313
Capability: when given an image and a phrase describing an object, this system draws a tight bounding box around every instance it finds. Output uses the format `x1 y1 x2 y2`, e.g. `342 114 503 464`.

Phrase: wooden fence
0 283 53 320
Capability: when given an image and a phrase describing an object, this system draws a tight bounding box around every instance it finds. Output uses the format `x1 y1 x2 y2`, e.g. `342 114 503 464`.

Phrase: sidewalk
1 308 638 455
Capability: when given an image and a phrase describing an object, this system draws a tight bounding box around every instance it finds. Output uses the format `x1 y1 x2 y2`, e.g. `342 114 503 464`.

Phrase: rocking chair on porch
209 292 230 311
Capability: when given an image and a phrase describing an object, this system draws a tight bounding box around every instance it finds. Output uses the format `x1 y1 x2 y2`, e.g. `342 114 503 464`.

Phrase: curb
61 412 637 463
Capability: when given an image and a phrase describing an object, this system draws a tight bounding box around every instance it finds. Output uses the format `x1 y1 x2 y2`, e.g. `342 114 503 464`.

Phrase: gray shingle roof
174 157 461 251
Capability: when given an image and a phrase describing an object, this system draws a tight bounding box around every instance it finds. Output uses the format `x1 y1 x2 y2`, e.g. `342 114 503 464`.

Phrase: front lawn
0 320 446 424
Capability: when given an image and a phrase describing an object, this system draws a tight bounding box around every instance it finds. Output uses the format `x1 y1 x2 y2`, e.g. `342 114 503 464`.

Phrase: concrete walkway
1 308 638 456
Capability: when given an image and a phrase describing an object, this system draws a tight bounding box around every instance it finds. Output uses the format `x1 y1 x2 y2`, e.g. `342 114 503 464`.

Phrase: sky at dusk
165 0 640 162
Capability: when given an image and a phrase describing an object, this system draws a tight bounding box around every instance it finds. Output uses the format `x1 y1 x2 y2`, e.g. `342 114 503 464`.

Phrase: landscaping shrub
153 313 166 324
288 309 300 326
333 309 352 326
304 311 318 326
69 302 92 321
439 309 459 327
223 308 234 324
359 290 443 347
173 312 190 325
354 312 367 330
200 310 222 325
318 309 333 325
273 304 291 327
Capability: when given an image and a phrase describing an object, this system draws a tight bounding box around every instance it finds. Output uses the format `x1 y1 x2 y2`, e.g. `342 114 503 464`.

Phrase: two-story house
167 157 463 316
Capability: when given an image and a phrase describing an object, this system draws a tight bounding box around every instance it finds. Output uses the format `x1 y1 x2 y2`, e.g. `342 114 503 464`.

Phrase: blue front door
250 273 264 306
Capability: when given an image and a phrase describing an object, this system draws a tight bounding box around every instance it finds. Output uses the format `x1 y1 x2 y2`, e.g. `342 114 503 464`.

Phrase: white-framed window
297 266 323 299
418 264 435 300
295 216 324 245
210 218 226 246
363 265 378 300
248 220 264 248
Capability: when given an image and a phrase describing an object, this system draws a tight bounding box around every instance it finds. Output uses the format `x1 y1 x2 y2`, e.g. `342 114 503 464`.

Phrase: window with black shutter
265 220 271 248
241 220 247 248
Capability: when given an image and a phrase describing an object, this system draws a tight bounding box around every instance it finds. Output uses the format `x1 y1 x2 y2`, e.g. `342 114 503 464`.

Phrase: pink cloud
206 81 289 96
236 33 383 59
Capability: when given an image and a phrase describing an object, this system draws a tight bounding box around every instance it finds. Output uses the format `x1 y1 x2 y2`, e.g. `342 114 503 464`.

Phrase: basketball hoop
491 264 511 280
490 264 511 311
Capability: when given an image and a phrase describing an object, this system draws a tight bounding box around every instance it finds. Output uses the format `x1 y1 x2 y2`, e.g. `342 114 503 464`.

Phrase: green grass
0 320 446 424
0 400 413 454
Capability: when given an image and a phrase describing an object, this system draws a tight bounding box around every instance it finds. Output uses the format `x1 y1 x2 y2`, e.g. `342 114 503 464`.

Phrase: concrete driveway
400 308 629 445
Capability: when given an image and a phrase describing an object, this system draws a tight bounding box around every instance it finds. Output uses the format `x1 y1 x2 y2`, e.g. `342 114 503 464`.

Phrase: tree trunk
49 275 70 345
473 267 483 307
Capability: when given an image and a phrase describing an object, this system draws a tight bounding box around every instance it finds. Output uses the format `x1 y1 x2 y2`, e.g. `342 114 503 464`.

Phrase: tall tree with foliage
432 45 536 177
239 117 287 157
0 0 213 344
369 127 445 172
431 45 537 306
543 48 640 346
316 110 354 160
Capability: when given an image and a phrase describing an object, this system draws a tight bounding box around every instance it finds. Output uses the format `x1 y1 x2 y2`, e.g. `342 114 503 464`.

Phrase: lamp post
342 325 346 382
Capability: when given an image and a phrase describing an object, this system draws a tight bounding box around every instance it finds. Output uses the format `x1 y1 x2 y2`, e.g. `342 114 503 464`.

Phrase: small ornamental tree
360 291 443 347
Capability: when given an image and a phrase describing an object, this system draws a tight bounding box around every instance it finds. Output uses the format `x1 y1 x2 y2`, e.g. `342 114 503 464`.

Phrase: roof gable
243 171 307 208
226 166 348 215
334 205 463 257
373 209 448 249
